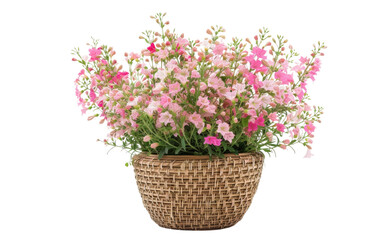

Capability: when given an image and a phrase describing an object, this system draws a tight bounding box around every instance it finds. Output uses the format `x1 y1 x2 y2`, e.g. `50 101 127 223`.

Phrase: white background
1 0 381 239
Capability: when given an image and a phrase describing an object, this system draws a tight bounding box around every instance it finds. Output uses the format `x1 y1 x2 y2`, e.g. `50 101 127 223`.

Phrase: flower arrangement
72 13 325 164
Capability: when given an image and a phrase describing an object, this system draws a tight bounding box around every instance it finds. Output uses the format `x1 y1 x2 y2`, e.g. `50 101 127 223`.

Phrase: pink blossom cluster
72 13 325 158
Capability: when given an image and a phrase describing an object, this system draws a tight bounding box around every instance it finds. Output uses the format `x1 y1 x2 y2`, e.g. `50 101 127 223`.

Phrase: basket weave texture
133 152 264 230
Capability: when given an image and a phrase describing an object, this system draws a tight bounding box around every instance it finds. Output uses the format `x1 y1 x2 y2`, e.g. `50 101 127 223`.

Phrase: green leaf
222 141 228 151
158 149 165 159
242 116 249 128
207 146 212 156
175 146 181 154
181 138 186 150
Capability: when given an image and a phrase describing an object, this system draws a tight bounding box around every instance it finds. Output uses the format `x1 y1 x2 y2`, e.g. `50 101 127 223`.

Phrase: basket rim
135 152 264 160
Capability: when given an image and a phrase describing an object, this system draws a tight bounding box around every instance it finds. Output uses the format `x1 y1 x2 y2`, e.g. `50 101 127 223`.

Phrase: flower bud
143 135 151 142
150 143 159 149
262 59 270 67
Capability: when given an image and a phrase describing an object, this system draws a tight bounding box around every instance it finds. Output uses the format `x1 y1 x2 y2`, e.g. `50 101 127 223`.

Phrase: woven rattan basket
133 152 264 230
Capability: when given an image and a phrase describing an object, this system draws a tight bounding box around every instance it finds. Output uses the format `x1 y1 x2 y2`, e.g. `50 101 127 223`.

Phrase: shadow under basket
132 152 264 230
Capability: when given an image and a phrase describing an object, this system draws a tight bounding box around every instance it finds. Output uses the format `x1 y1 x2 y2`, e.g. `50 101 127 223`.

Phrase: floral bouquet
72 13 325 164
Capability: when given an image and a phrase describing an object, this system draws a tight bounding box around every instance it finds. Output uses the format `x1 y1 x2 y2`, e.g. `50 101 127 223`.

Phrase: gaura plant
72 13 325 164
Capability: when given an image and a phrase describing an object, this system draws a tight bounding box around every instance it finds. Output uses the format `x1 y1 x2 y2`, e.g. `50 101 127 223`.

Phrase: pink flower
299 56 308 64
276 123 285 132
208 75 224 90
266 131 273 141
158 111 173 126
213 44 227 55
292 127 300 137
89 47 102 62
223 132 235 143
245 73 263 91
248 121 258 132
130 109 139 120
204 104 216 114
268 112 278 122
155 49 168 59
197 96 210 107
129 52 140 60
304 149 314 158
143 135 151 142
294 87 304 101
155 69 168 81
191 70 200 78
89 89 96 102
304 122 316 135
217 122 230 135
150 143 159 149
204 136 222 146
200 82 207 91
160 95 172 108
252 47 267 59
174 69 189 84
223 90 237 101
113 91 124 100
212 58 229 68
245 55 268 73
274 70 294 85
168 82 181 96
176 37 189 48
168 102 182 114
255 115 265 127
166 59 178 72
301 81 307 91
234 83 246 94
189 112 204 132
147 43 156 53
